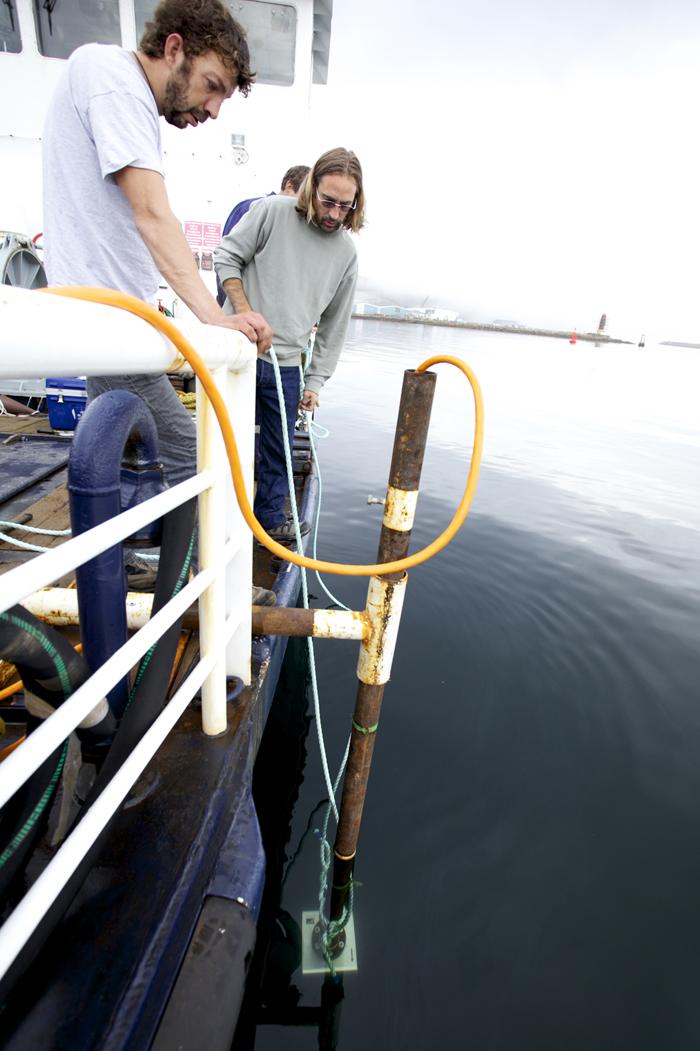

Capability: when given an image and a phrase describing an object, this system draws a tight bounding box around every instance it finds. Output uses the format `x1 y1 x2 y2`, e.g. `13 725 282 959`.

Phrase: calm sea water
246 320 700 1051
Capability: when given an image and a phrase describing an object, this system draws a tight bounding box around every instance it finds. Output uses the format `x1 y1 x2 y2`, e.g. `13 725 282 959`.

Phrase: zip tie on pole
351 719 378 735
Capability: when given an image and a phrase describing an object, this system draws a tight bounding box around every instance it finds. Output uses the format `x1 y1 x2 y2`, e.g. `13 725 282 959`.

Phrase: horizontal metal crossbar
0 566 215 809
0 470 215 612
0 652 215 982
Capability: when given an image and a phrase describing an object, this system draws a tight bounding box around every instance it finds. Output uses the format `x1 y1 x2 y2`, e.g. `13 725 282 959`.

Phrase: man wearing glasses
215 147 364 543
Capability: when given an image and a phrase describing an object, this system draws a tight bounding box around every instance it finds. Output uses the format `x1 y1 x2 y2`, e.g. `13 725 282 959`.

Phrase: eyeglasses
315 187 356 213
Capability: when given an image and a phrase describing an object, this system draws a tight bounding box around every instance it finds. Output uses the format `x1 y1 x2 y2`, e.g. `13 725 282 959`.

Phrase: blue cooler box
46 377 87 431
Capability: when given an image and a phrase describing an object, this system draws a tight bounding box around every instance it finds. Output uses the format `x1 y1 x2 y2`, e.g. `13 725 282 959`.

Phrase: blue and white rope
269 348 353 970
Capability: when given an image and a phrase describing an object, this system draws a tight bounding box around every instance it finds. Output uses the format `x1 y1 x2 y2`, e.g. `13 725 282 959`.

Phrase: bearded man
42 0 272 490
215 147 363 542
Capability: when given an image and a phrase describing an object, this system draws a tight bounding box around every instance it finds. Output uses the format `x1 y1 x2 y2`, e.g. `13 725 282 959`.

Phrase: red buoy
569 330 577 344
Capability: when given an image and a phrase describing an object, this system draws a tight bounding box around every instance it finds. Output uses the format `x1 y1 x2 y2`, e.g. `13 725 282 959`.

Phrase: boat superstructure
1 0 332 299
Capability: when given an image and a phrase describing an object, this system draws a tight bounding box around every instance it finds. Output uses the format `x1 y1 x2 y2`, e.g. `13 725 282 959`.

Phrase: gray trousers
86 374 196 488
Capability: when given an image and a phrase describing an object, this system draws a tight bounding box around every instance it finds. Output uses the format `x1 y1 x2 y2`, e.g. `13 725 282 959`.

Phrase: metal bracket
300 911 358 975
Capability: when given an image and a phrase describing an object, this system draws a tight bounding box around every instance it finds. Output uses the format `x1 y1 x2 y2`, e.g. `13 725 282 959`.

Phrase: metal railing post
197 355 256 735
221 357 255 681
197 365 230 736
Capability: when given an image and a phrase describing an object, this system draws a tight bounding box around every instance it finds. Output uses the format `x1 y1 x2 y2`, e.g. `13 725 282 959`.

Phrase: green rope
270 350 354 974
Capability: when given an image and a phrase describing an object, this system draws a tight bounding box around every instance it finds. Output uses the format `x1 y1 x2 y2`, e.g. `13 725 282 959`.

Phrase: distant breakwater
351 313 631 344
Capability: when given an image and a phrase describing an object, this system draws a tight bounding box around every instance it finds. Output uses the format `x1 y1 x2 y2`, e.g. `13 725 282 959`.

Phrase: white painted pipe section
382 486 419 533
356 574 408 686
0 568 214 810
0 652 214 984
0 286 254 377
313 609 368 641
0 471 213 613
21 588 156 630
21 589 370 642
20 588 82 626
23 511 257 628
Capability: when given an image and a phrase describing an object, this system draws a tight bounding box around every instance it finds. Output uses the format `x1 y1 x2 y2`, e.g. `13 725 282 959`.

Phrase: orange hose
43 287 484 576
0 679 22 702
167 631 190 695
0 735 26 761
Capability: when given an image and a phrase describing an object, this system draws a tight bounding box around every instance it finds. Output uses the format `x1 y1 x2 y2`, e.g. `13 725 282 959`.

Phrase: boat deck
0 410 310 588
0 413 71 563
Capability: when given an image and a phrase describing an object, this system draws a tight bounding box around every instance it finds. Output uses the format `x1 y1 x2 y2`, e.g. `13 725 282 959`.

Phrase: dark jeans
254 359 300 530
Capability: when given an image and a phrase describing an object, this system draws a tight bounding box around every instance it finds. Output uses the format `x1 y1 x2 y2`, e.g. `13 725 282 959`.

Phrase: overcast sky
305 1 700 340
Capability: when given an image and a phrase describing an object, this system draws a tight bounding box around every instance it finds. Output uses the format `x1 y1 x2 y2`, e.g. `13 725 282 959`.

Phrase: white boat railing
0 283 256 725
0 285 256 979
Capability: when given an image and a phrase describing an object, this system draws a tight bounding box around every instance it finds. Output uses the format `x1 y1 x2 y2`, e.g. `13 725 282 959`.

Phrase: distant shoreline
350 313 632 344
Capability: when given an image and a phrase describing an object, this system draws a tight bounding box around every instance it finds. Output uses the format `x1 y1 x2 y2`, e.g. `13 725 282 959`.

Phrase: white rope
269 349 354 971
269 349 343 819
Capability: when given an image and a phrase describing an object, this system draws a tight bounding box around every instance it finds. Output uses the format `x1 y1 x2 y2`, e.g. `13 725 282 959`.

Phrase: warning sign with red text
202 223 222 248
183 221 204 247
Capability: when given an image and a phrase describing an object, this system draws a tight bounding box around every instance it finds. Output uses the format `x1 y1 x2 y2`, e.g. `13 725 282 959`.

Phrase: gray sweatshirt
214 195 358 395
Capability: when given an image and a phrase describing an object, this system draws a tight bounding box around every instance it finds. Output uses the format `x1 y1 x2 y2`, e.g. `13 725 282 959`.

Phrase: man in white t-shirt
42 0 272 490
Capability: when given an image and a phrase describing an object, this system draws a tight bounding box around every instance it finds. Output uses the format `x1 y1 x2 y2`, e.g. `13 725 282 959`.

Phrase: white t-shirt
43 44 164 302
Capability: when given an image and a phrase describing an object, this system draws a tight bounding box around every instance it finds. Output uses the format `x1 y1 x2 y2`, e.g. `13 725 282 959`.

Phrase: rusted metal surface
386 369 437 493
21 590 369 643
329 369 436 928
21 587 156 630
356 575 407 686
313 608 368 640
333 680 385 861
379 369 436 583
251 607 315 638
329 852 356 928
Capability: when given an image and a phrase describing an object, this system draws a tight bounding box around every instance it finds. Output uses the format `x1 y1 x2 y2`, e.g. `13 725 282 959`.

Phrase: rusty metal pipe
19 589 369 641
251 606 369 640
328 369 436 937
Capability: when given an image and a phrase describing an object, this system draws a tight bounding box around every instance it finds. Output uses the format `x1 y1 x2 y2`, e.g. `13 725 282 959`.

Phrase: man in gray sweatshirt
214 147 364 541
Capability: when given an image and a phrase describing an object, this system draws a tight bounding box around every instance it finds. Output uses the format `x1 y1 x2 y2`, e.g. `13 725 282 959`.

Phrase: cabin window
33 0 121 59
1 0 22 53
134 0 296 86
230 1 296 86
